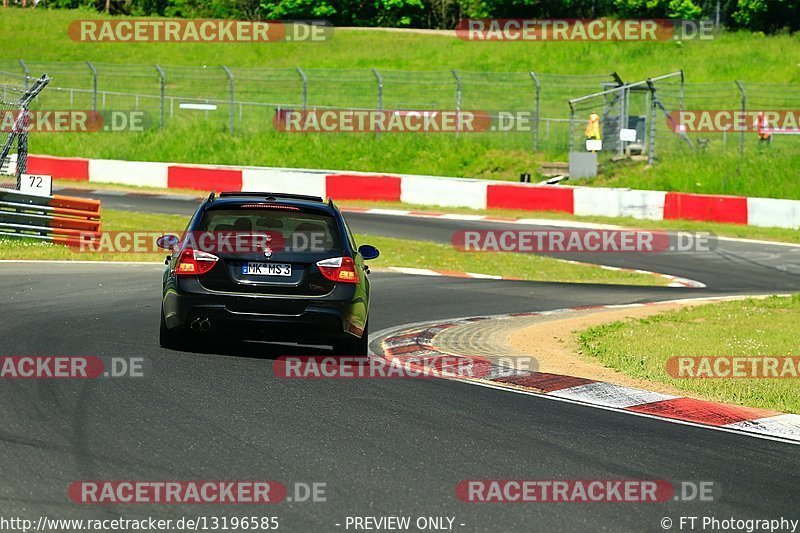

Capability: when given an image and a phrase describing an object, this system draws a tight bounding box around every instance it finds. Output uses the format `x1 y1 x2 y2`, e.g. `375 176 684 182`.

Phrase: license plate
242 262 292 276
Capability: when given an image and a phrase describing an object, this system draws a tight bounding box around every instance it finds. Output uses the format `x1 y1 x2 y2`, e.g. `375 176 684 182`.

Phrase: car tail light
317 256 358 284
175 248 219 276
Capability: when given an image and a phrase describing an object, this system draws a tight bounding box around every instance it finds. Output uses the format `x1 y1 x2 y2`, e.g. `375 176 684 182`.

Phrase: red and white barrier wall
28 154 800 230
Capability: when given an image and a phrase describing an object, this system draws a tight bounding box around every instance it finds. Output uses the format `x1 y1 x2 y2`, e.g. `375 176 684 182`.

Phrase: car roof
203 191 336 214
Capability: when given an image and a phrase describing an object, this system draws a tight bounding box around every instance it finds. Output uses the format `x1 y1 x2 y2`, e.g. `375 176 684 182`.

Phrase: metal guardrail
0 189 101 244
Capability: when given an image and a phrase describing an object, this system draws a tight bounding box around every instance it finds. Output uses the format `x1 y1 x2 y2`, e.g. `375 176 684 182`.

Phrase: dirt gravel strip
373 295 800 444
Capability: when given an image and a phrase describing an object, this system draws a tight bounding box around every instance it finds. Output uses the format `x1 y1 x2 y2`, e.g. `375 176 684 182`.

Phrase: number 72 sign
20 174 53 197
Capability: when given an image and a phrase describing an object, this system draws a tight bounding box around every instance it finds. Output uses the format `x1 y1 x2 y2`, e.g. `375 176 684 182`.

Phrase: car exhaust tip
190 318 202 331
200 318 211 331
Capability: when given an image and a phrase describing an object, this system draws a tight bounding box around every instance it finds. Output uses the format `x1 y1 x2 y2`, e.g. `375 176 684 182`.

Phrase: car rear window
197 207 342 253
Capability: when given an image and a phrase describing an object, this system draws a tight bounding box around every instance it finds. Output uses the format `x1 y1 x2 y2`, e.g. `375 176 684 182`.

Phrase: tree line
6 0 799 34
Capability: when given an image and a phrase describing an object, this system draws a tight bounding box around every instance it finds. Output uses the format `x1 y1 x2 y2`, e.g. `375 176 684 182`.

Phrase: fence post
372 68 383 137
18 59 29 92
735 80 746 176
647 80 656 166
568 101 575 153
451 69 461 137
154 64 165 129
679 69 684 115
297 67 307 113
372 68 383 111
530 71 540 151
222 66 234 134
86 61 97 112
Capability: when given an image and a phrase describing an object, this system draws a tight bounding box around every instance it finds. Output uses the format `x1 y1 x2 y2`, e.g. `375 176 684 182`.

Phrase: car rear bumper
163 278 366 342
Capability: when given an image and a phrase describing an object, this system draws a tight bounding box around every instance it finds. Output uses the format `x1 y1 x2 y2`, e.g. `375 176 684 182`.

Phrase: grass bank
578 295 800 413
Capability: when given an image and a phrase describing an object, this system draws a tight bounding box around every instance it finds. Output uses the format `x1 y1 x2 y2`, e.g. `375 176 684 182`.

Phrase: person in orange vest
754 111 772 144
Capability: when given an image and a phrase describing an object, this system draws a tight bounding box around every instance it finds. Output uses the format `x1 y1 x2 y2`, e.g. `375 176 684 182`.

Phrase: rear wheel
333 322 369 356
159 309 189 350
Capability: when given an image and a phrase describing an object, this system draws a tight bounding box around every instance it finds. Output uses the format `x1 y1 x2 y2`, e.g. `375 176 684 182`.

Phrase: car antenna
207 191 216 202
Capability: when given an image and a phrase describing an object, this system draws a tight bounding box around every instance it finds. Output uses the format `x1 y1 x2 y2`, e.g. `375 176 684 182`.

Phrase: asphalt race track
0 189 798 531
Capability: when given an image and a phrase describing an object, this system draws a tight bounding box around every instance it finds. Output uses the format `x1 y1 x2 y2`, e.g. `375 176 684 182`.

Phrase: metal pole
155 64 165 129
372 68 383 111
618 86 628 158
18 59 29 92
643 88 650 156
647 81 656 165
297 67 307 113
568 102 575 153
452 69 461 137
87 61 98 112
735 80 745 176
222 66 234 134
530 71 540 151
679 69 685 115
373 68 383 137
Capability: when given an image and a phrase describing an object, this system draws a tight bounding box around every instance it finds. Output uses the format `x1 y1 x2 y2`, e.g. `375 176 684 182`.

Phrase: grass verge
578 295 800 413
0 208 666 286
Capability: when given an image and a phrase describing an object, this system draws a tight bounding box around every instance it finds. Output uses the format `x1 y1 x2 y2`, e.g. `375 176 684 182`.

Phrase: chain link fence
0 59 616 156
1 59 798 179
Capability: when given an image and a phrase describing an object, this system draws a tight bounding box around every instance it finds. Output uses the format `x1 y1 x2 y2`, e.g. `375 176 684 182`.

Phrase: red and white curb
372 295 800 445
37 153 800 230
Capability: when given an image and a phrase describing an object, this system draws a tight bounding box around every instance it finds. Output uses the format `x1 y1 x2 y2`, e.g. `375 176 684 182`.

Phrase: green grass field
578 295 800 413
3 9 800 198
0 208 666 285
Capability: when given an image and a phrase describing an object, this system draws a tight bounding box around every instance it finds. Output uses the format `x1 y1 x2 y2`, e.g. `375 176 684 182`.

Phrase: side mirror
156 234 180 250
358 244 380 261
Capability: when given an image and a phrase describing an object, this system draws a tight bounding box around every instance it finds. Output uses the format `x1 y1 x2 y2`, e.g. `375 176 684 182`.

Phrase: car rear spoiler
217 191 324 203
